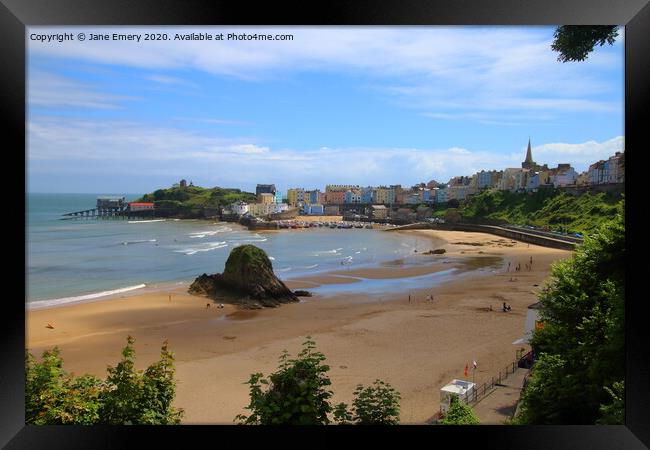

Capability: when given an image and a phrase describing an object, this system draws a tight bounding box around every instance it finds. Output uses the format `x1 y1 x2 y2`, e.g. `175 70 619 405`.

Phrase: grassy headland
433 189 624 235
136 185 257 218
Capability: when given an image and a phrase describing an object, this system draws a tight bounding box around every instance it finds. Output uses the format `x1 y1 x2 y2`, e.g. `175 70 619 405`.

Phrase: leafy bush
333 379 401 425
235 337 402 425
98 336 183 425
440 396 480 425
514 201 625 424
597 380 624 425
25 348 103 425
235 337 334 425
25 336 183 425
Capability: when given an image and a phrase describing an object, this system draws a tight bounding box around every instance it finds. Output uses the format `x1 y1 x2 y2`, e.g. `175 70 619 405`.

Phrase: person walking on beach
169 294 171 302
507 261 511 272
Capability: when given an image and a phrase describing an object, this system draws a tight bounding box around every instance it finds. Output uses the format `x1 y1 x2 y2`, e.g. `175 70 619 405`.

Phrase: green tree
333 379 401 425
235 337 334 425
515 201 625 424
597 380 625 425
25 336 183 425
99 336 183 424
551 25 619 62
25 348 103 425
440 396 480 425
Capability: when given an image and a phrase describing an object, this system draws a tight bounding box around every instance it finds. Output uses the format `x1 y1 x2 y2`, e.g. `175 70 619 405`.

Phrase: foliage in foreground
235 337 401 425
551 25 619 62
334 380 401 425
25 336 183 425
514 201 625 424
440 396 480 425
597 380 625 425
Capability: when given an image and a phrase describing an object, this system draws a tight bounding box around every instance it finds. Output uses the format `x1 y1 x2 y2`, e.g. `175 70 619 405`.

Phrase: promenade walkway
472 367 529 424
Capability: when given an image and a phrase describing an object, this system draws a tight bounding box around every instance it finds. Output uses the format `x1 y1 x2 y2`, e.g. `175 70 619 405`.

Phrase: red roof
129 202 154 206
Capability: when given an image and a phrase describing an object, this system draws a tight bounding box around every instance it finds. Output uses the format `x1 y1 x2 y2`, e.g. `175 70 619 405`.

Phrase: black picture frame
3 0 648 448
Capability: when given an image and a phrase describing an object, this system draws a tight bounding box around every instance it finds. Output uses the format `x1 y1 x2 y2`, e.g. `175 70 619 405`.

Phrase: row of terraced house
229 139 624 218
281 139 624 208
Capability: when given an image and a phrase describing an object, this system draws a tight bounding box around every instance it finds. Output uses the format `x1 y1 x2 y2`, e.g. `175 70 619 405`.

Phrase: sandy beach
26 229 571 424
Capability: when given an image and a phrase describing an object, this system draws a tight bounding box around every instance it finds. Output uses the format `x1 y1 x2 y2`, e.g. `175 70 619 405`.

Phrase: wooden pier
61 208 155 220
61 196 155 220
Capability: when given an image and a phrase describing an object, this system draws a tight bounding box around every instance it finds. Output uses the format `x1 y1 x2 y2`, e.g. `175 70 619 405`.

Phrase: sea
27 193 463 309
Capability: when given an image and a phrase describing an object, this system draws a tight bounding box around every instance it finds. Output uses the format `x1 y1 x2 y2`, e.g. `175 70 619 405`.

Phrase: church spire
522 137 535 170
525 137 533 163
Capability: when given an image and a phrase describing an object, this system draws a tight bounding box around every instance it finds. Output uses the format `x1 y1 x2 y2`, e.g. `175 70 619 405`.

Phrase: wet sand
26 230 570 424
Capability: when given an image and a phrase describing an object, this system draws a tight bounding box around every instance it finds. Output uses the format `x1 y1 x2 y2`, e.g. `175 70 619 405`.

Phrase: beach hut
439 379 476 414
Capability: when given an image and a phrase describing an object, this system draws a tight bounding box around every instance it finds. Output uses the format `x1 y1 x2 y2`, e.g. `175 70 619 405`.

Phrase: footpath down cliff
188 244 300 308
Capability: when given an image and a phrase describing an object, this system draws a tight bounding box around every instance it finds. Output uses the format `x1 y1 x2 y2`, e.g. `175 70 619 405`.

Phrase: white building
440 379 476 415
550 166 578 187
272 203 289 214
231 201 249 216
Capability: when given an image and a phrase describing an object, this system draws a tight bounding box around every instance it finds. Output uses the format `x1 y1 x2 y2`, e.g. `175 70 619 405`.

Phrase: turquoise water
27 193 448 307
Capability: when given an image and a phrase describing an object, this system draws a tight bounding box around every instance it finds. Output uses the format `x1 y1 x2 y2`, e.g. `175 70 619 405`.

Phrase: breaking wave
28 284 147 310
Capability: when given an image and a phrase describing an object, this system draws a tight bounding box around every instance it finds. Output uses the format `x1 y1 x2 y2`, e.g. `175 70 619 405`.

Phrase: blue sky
27 26 624 195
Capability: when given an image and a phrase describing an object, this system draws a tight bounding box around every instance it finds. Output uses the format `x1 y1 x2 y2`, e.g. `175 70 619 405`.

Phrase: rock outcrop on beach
423 248 446 255
188 244 299 309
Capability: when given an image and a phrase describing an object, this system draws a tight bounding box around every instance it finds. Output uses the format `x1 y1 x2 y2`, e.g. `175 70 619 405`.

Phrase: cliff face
188 244 299 308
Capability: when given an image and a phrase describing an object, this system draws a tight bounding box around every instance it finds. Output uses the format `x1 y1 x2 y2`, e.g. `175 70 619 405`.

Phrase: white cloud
144 74 198 89
175 117 251 126
29 116 622 191
532 136 624 167
28 26 623 123
28 70 137 109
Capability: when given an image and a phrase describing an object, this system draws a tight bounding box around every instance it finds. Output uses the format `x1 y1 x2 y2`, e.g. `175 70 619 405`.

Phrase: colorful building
361 187 374 204
287 188 305 207
304 204 324 215
325 190 346 204
258 192 275 204
344 189 362 203
436 186 448 203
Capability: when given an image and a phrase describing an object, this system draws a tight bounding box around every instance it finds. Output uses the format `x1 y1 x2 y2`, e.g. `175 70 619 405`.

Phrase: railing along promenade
387 222 580 251
432 351 534 422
